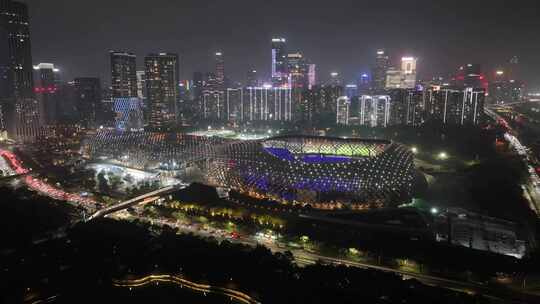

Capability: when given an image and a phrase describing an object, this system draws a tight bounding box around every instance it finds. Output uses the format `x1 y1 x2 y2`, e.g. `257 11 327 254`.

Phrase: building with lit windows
287 52 308 89
302 85 343 125
359 95 391 127
144 53 179 129
307 64 316 89
33 63 60 125
113 97 144 131
214 51 225 90
202 90 225 121
110 51 137 98
73 77 102 128
385 57 417 89
271 38 288 87
225 87 293 122
424 86 484 125
246 69 258 87
388 88 425 126
1 0 43 142
336 96 350 125
84 132 415 209
372 49 390 93
136 70 145 99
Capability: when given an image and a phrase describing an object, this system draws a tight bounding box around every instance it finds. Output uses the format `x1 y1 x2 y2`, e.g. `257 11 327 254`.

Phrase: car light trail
0 149 97 207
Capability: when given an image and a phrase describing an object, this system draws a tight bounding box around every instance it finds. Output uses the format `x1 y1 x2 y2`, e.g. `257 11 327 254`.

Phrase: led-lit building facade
84 132 416 209
359 95 391 127
385 57 417 89
113 97 144 131
225 87 293 122
202 89 225 121
336 96 350 125
144 53 179 129
424 86 484 125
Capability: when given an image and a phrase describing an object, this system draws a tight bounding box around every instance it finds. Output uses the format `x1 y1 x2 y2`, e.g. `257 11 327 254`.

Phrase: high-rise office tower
329 72 342 86
307 64 316 89
388 88 424 126
136 70 145 99
359 95 391 127
372 49 390 93
110 51 137 98
271 37 288 87
336 96 350 125
0 0 42 142
464 64 482 88
214 51 225 90
246 69 258 87
33 63 60 125
357 73 370 95
224 87 292 122
287 52 308 89
400 57 417 88
73 77 102 128
144 53 179 128
302 85 343 125
424 86 484 125
385 57 418 89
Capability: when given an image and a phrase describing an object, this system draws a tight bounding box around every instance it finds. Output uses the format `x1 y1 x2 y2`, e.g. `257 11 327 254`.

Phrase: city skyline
23 0 540 89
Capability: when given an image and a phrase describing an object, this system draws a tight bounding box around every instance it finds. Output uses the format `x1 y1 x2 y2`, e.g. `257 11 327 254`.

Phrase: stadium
83 131 415 209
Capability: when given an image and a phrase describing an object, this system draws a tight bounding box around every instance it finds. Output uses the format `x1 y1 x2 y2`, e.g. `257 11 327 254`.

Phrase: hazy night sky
24 0 540 90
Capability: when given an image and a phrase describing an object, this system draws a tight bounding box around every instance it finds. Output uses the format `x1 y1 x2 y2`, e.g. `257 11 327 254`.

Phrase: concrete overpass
87 184 188 221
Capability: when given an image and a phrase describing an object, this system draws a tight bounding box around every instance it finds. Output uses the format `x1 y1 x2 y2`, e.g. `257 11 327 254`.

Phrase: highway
121 212 538 303
486 106 540 217
113 274 260 304
0 149 99 209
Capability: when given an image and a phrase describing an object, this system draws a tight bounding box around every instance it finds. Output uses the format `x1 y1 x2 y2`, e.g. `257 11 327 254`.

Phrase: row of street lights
410 146 449 160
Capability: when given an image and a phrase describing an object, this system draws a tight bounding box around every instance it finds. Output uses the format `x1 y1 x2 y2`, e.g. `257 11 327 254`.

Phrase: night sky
24 0 540 89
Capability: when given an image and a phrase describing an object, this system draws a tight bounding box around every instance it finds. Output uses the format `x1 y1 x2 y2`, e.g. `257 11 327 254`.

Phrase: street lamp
437 152 448 160
430 207 439 214
411 147 418 154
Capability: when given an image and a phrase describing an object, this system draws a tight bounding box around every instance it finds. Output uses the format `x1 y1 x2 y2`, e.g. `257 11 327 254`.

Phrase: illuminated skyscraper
0 0 42 142
287 52 308 89
372 49 390 93
214 51 225 90
33 63 60 125
336 96 350 125
136 70 145 99
359 95 391 127
110 51 137 98
308 64 316 89
271 37 288 87
144 53 179 129
385 57 417 89
424 86 484 125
